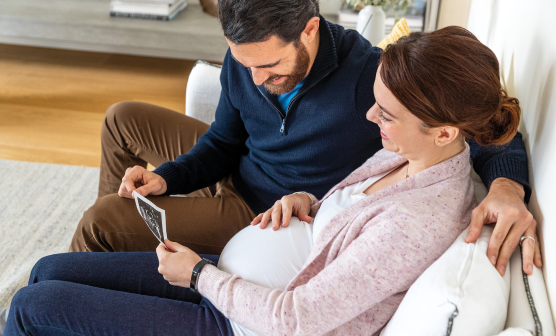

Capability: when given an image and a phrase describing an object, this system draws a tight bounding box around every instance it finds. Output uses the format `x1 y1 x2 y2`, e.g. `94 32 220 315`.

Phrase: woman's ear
434 126 460 146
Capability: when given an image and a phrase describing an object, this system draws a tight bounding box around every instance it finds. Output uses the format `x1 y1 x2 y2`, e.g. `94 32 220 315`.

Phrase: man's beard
263 42 310 95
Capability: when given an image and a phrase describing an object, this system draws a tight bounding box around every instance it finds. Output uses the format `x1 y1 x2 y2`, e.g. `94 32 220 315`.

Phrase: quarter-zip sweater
153 17 530 214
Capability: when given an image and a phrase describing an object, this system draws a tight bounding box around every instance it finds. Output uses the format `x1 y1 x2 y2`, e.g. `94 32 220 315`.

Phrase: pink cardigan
198 147 475 335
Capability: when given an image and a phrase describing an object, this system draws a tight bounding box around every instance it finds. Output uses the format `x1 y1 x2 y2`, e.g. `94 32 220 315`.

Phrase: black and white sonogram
133 191 167 247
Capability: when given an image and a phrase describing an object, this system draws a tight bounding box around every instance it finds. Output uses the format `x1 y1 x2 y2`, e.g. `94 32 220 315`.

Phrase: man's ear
303 17 320 43
435 126 460 146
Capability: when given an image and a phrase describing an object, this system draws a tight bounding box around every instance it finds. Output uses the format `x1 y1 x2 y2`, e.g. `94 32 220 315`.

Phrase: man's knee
70 194 123 252
102 101 138 142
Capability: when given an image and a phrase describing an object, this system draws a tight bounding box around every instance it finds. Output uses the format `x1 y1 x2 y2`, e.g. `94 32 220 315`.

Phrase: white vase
356 5 386 46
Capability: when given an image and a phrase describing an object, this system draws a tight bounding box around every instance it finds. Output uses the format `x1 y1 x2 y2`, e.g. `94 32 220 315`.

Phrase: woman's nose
251 68 270 86
366 103 381 123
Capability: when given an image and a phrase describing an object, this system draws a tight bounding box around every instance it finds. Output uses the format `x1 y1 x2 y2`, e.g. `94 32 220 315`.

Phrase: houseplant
346 0 412 45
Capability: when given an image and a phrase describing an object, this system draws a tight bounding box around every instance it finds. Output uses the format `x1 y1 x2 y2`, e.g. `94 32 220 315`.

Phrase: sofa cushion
380 225 511 336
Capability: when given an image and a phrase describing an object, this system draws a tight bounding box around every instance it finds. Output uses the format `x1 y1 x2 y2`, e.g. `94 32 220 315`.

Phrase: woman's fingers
254 194 308 230
281 197 293 228
271 201 283 230
251 213 263 225
521 225 537 275
259 209 273 229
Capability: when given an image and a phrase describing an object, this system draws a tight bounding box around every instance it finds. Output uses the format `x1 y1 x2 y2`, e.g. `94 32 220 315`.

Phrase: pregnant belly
217 217 314 290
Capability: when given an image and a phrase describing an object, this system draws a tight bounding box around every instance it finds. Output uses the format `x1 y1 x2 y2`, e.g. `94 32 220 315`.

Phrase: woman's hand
156 239 202 287
251 193 313 231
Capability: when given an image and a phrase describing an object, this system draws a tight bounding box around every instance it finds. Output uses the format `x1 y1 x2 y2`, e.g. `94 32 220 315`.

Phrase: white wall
467 0 556 322
437 0 471 29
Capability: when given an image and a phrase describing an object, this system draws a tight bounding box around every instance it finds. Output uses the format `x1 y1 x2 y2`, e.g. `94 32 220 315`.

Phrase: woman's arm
197 207 457 336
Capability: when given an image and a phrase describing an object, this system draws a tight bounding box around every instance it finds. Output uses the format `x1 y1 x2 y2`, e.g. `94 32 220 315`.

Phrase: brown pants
69 101 256 254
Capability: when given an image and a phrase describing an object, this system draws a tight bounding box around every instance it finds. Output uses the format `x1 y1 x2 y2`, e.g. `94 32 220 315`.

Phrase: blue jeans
5 253 234 336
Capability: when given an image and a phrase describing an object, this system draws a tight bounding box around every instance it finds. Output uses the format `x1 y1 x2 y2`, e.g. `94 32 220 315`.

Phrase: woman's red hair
379 26 520 146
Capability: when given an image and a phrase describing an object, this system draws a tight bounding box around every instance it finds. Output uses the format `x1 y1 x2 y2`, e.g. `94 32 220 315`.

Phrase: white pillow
494 328 535 336
380 226 511 336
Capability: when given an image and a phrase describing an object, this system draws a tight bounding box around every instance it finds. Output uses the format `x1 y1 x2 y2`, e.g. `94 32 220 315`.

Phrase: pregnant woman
5 26 525 336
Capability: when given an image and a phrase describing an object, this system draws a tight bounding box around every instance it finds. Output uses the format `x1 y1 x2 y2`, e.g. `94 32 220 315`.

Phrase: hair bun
473 89 521 146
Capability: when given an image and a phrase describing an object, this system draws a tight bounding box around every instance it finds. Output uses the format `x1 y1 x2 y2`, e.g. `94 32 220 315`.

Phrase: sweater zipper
256 86 286 135
257 70 333 135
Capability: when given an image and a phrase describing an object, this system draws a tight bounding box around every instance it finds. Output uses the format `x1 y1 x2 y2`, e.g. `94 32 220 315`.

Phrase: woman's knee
10 281 63 316
29 254 73 285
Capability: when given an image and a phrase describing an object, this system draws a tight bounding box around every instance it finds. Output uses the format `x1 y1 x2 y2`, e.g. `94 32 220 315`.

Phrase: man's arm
153 52 249 196
466 134 541 276
468 133 531 202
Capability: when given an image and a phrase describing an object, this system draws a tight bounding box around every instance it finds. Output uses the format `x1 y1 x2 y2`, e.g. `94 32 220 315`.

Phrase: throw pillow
380 225 511 336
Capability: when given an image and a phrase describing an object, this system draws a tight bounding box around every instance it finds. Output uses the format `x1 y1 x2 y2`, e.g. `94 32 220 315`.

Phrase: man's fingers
521 226 537 275
122 166 144 193
122 176 137 194
487 213 514 267
494 224 522 276
465 207 486 244
534 235 543 268
118 182 132 199
135 185 149 197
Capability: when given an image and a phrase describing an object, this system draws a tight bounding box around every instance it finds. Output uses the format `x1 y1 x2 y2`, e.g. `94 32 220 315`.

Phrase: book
337 9 358 28
111 0 186 16
110 0 187 21
118 0 175 3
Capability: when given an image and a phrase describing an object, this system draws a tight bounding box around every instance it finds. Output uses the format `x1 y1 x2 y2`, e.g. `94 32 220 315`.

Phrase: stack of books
110 0 188 21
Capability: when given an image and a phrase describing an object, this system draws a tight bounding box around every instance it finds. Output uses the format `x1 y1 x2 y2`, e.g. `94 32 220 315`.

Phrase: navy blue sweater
154 17 531 214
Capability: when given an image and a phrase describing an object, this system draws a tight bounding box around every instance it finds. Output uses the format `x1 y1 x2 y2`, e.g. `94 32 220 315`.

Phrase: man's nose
251 68 271 86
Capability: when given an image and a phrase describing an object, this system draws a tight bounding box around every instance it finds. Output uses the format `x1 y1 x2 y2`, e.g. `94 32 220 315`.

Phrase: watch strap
190 258 215 293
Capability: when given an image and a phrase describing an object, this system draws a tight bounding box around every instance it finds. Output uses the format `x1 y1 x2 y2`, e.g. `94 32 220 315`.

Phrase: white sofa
184 4 556 327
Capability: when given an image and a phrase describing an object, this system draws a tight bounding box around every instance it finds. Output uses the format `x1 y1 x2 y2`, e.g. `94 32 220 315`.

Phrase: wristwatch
190 258 215 293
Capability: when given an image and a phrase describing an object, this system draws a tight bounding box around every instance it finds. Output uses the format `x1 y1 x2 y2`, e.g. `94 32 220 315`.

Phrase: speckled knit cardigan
198 146 475 336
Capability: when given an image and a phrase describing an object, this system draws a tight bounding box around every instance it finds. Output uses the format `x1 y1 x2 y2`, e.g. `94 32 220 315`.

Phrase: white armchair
185 61 222 125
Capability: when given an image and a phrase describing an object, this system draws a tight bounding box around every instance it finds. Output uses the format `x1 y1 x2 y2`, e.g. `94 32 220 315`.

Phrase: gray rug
0 159 99 306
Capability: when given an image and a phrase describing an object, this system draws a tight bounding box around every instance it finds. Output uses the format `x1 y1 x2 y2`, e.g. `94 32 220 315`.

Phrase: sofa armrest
185 60 222 125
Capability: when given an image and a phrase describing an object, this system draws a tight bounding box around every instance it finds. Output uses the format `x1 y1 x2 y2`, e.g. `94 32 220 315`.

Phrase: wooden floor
0 44 196 167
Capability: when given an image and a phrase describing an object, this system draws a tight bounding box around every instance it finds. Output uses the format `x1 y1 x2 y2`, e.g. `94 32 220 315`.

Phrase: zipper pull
280 120 285 134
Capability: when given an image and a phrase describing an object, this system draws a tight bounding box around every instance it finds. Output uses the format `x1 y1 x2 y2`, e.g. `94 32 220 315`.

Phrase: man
70 0 540 276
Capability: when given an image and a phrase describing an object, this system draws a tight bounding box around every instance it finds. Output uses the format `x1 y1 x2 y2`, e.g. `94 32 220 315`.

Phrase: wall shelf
0 0 229 62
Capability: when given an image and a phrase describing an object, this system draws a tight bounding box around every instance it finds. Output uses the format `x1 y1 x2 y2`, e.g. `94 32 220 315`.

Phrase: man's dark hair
218 0 320 45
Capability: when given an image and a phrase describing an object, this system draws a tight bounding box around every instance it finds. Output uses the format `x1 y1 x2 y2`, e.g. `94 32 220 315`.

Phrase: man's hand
465 177 541 276
118 165 167 199
156 240 202 288
251 193 313 231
